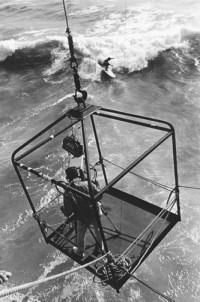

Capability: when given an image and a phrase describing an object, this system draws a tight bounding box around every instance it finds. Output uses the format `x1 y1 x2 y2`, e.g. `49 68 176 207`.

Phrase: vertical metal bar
171 130 181 220
12 163 48 241
81 119 93 195
13 163 36 214
90 114 108 185
81 119 109 253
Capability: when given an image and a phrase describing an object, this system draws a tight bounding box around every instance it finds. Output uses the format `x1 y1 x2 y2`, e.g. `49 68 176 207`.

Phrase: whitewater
0 0 200 301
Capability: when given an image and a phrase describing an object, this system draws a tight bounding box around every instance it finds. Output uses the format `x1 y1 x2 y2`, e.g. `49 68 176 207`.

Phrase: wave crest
0 36 67 69
0 14 199 78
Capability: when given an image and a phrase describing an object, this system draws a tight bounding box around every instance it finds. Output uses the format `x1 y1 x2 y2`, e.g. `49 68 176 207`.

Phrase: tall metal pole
171 130 181 221
81 118 109 253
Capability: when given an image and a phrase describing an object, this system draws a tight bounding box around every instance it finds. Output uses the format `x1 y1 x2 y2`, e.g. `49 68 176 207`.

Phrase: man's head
65 166 79 182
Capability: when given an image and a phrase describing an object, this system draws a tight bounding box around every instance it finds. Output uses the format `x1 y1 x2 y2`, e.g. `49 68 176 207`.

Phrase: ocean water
0 0 200 301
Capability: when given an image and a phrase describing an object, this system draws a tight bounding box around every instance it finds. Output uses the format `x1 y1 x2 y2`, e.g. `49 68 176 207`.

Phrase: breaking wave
1 8 200 78
0 36 67 69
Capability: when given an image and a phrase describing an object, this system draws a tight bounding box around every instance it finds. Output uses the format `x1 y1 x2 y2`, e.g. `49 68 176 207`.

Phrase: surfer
102 57 114 71
0 270 12 284
64 167 104 258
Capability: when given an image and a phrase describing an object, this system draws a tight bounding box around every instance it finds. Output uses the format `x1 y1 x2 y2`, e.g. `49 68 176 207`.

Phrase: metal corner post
81 118 109 253
172 129 181 221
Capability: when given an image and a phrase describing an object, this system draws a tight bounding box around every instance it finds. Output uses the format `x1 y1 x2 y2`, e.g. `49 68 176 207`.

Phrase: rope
127 199 175 258
94 254 132 285
94 253 176 302
95 256 176 301
94 200 176 301
0 253 109 298
130 199 176 274
124 0 127 68
36 193 62 214
179 185 200 190
104 158 173 191
61 0 87 106
62 0 70 30
119 198 176 259
131 274 176 302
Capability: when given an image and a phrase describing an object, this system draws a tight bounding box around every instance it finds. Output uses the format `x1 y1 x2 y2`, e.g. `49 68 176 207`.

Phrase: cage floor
47 187 179 290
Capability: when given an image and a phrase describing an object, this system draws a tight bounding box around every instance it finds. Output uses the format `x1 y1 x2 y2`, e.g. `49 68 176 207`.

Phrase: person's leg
76 220 87 252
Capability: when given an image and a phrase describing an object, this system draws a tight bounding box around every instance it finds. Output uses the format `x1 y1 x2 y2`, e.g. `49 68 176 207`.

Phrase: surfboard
102 67 116 78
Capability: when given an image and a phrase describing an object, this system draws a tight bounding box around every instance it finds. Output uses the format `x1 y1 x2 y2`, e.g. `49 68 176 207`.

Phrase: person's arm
61 190 76 217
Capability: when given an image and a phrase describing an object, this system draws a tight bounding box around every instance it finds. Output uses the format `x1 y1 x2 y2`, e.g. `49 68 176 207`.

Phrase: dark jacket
63 180 101 224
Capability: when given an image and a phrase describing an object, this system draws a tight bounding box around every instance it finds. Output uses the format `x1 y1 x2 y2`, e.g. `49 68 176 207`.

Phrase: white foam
76 30 184 76
0 39 22 62
43 46 68 77
74 8 192 74
1 207 33 234
0 8 196 80
39 250 67 279
79 57 102 81
69 5 100 17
